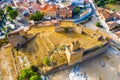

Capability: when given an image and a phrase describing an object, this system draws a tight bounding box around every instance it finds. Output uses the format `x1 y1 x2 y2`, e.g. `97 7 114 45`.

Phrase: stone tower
66 41 84 65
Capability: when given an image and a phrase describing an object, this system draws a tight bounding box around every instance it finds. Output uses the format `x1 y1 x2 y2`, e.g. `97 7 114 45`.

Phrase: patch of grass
105 4 120 11
0 38 9 47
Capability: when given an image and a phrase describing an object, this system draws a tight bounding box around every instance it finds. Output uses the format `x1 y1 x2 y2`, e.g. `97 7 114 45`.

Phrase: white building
71 0 84 7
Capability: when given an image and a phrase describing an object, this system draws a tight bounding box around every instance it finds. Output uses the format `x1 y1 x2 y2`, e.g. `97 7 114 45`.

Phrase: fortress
6 20 111 75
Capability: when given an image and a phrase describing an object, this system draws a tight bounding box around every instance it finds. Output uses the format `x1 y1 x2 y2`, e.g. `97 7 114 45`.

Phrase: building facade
57 7 72 19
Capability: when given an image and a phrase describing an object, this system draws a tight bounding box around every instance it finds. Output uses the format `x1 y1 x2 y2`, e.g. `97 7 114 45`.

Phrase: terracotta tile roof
116 10 120 17
107 21 118 30
31 3 41 11
115 31 120 37
17 8 26 13
111 13 119 19
39 4 50 12
40 4 49 10
9 2 16 7
15 0 57 13
97 8 112 20
16 2 24 6
68 5 74 10
46 5 57 12
84 0 89 3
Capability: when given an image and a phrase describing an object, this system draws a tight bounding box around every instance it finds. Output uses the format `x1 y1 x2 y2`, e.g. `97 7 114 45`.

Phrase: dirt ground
0 46 18 80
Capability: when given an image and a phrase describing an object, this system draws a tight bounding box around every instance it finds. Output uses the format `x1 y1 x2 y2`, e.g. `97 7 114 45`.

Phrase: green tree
2 27 6 31
96 22 101 27
19 68 37 80
30 65 38 72
8 10 18 20
64 27 69 33
96 1 102 6
74 7 80 14
30 75 40 80
0 9 4 17
19 69 31 80
29 12 44 21
43 57 50 66
88 16 92 20
6 6 13 13
108 0 115 3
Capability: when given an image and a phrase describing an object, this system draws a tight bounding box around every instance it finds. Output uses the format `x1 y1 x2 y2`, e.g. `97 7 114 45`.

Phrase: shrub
30 75 40 80
29 12 44 21
64 27 69 33
74 7 80 14
30 65 38 72
19 68 36 80
43 57 50 66
18 68 38 80
60 45 66 50
88 16 92 20
96 22 101 27
99 44 103 48
96 1 102 6
0 38 9 47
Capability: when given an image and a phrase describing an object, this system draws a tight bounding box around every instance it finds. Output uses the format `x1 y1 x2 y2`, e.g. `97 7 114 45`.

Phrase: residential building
46 5 57 18
45 0 64 3
113 31 120 43
57 6 72 18
71 0 84 7
71 0 90 7
107 21 118 30
115 10 120 19
84 0 89 4
115 31 120 38
116 10 120 17
97 8 112 22
39 4 50 13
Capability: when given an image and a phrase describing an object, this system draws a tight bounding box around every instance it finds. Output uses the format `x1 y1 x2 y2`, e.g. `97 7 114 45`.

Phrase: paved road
74 3 94 24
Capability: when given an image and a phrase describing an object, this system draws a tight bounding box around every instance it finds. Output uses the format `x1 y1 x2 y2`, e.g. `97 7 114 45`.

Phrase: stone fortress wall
45 41 110 75
82 41 110 61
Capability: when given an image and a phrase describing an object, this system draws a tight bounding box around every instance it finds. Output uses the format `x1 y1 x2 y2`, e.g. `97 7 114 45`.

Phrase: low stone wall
54 27 75 32
37 24 53 27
